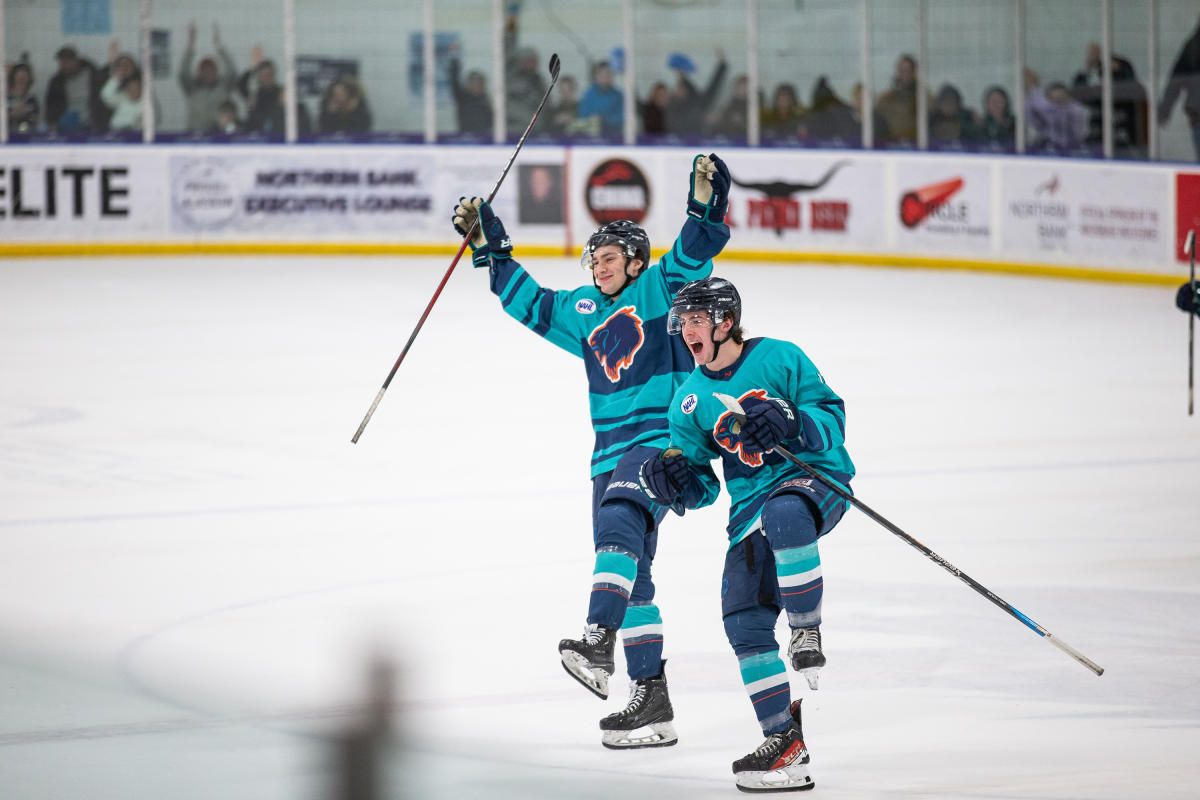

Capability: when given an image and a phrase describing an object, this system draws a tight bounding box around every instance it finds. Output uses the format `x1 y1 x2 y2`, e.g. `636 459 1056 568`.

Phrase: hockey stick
1187 230 1196 417
351 53 561 444
712 392 1105 677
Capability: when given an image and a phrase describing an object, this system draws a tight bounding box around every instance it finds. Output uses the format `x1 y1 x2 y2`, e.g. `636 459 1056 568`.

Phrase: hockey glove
686 153 732 224
453 197 513 267
453 197 485 247
739 396 800 455
1177 280 1199 315
639 449 691 509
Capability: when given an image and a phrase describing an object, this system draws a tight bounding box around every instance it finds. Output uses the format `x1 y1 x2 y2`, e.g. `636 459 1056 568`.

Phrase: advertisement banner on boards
0 148 167 240
893 160 992 254
1000 163 1170 267
567 147 887 253
169 150 437 237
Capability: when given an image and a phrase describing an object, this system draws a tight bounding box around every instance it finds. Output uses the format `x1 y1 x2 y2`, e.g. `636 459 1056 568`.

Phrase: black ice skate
787 627 825 690
732 699 814 793
599 661 678 750
559 623 616 699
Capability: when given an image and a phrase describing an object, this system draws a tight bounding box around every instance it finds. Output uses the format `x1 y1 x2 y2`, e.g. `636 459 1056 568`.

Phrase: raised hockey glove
454 197 513 267
639 448 691 509
739 396 800 455
686 153 732 224
452 196 486 250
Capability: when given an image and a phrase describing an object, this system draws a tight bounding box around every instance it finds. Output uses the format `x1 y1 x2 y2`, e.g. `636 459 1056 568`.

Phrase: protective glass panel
757 0 863 149
1023 0 1103 157
633 0 746 146
6 0 145 142
870 0 920 149
1155 0 1200 162
294 0 423 143
925 0 1017 154
1107 0 1151 160
145 1 286 142
433 0 494 143
502 0 624 144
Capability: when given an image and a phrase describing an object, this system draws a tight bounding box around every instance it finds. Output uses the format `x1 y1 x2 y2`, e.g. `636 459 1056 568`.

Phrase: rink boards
0 144 1196 284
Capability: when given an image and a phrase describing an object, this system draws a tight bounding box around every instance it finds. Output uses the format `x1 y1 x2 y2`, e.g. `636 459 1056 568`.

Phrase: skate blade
560 652 610 699
801 668 820 691
735 762 815 793
601 721 678 750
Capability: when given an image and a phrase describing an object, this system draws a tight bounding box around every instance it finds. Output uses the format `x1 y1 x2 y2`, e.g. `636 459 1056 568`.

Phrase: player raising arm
451 154 731 749
638 277 855 791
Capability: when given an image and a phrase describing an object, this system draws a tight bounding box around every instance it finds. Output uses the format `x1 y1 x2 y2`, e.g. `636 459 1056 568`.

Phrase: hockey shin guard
587 500 646 629
764 494 823 629
621 602 665 680
725 606 793 735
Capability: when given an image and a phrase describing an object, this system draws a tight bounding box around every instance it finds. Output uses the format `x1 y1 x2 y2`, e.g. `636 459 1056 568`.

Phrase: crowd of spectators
5 12 1200 160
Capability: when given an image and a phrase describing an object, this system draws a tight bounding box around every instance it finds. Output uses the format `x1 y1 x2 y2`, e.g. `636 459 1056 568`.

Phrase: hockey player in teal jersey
638 277 854 792
451 154 731 749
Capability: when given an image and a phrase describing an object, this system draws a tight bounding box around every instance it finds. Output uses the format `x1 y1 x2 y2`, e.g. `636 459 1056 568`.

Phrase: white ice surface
0 256 1197 799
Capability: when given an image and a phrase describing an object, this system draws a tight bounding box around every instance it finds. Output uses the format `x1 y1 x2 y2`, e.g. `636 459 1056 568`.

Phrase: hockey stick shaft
772 443 1104 676
1188 230 1195 416
709 393 1103 676
352 54 562 444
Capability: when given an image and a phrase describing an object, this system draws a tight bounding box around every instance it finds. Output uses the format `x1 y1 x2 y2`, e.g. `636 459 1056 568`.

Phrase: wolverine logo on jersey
588 306 645 383
713 389 771 468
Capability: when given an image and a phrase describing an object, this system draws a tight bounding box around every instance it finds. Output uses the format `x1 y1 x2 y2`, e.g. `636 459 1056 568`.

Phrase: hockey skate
732 700 813 793
787 628 825 690
559 624 616 699
599 661 678 750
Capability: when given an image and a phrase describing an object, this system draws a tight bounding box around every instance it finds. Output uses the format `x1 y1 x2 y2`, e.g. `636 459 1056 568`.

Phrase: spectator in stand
664 50 727 137
503 3 547 138
874 54 919 146
1072 42 1148 158
851 81 890 143
447 45 493 138
640 81 670 136
1024 68 1089 153
800 76 858 145
210 100 242 135
45 45 103 133
578 60 623 139
96 45 139 132
545 74 584 138
1159 15 1200 161
237 46 311 137
707 73 750 140
179 21 237 132
318 75 371 135
928 83 976 147
761 82 804 141
974 86 1015 150
99 40 149 132
7 62 39 134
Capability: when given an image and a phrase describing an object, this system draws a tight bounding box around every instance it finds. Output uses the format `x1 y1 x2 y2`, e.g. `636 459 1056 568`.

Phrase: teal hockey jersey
667 337 856 545
488 218 730 477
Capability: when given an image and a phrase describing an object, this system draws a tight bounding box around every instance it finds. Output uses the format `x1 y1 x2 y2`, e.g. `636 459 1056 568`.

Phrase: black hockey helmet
581 219 651 270
668 277 742 334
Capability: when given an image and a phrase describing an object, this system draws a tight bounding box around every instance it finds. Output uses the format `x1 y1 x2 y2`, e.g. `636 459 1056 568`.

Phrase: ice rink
1 253 1197 799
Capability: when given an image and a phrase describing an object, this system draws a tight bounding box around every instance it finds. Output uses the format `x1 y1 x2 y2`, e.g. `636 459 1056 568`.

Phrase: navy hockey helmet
581 220 651 271
668 277 742 335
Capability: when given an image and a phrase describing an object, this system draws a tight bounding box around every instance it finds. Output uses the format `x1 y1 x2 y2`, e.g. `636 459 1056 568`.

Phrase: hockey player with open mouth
451 153 731 749
639 277 856 792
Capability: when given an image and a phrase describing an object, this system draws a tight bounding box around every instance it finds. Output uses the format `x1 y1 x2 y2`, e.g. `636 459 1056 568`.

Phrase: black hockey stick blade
549 52 561 81
712 392 1104 677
